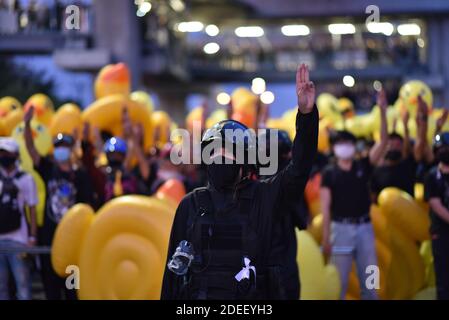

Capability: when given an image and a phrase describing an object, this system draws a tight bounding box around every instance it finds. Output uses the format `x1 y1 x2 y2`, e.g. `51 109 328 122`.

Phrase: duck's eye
420 89 426 96
36 125 43 132
11 104 17 110
17 127 23 133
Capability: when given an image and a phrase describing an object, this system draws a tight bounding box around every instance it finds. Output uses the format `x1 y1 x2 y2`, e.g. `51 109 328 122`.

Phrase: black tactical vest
184 184 267 300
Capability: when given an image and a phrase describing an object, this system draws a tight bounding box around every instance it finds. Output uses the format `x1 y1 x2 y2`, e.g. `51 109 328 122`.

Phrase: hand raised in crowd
296 63 315 114
122 106 133 140
401 109 410 127
376 88 388 114
417 95 429 122
436 109 449 133
322 240 332 262
82 121 91 142
24 104 34 124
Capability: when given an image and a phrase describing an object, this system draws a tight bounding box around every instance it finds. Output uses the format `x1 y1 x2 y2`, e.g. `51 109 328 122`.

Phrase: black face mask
0 156 16 169
207 162 241 192
438 150 449 165
107 158 123 169
385 150 402 162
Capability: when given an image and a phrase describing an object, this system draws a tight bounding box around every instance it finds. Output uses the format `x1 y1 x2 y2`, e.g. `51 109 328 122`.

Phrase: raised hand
417 95 429 117
82 121 91 142
24 105 34 124
437 109 449 133
296 63 316 114
377 88 388 114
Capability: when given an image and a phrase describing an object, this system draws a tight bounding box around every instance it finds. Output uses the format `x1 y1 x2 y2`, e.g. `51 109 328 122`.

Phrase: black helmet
434 132 449 151
201 119 256 156
258 128 292 156
53 133 74 147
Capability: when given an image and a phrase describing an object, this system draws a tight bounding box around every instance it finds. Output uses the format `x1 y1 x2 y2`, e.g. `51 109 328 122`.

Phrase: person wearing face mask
24 106 93 300
424 132 449 300
101 136 141 201
0 138 38 300
161 64 318 300
370 91 432 201
320 125 385 300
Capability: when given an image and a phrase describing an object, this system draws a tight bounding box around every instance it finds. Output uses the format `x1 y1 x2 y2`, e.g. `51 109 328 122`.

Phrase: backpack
0 171 24 234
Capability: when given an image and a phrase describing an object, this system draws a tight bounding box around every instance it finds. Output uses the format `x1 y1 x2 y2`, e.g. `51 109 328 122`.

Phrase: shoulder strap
193 187 214 217
187 187 215 241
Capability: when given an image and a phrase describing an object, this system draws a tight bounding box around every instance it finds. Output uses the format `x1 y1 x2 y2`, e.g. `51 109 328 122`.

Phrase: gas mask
167 240 195 276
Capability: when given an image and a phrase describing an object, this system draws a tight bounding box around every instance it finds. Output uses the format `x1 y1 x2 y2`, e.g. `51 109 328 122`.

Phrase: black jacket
161 107 319 300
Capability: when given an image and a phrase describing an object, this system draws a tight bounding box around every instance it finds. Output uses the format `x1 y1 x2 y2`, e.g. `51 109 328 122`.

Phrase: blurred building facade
1 0 449 118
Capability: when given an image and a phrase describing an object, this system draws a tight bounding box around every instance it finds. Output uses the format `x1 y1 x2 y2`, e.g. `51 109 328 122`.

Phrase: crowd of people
0 67 448 301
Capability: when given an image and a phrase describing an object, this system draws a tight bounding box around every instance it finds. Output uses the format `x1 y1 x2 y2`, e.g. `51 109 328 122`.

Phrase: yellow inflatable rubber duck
307 187 430 300
12 120 52 227
231 88 258 129
316 93 344 130
83 63 154 150
0 96 24 136
51 179 186 300
338 97 355 119
206 108 227 129
23 93 55 127
50 103 82 137
399 80 433 117
94 63 131 100
130 91 154 115
152 111 171 150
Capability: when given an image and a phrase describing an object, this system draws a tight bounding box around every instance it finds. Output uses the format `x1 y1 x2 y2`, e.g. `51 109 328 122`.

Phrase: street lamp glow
373 80 382 92
260 91 275 104
203 42 220 54
328 23 356 35
235 26 264 38
177 21 204 32
366 22 394 36
397 23 421 36
343 75 355 88
251 77 266 95
217 92 231 105
139 1 152 14
169 0 185 12
205 24 220 36
281 24 310 36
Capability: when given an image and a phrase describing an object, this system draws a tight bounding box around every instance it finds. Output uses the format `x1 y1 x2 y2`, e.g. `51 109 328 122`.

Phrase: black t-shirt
35 157 94 245
371 156 417 198
424 166 449 234
321 157 372 219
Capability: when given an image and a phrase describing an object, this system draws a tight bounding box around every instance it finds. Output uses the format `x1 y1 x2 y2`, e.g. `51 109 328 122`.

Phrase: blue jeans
0 240 32 300
330 221 379 300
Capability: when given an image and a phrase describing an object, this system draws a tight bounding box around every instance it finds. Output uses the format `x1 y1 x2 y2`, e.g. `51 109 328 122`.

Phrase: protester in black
24 106 94 300
320 90 388 300
161 64 318 300
424 132 449 300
